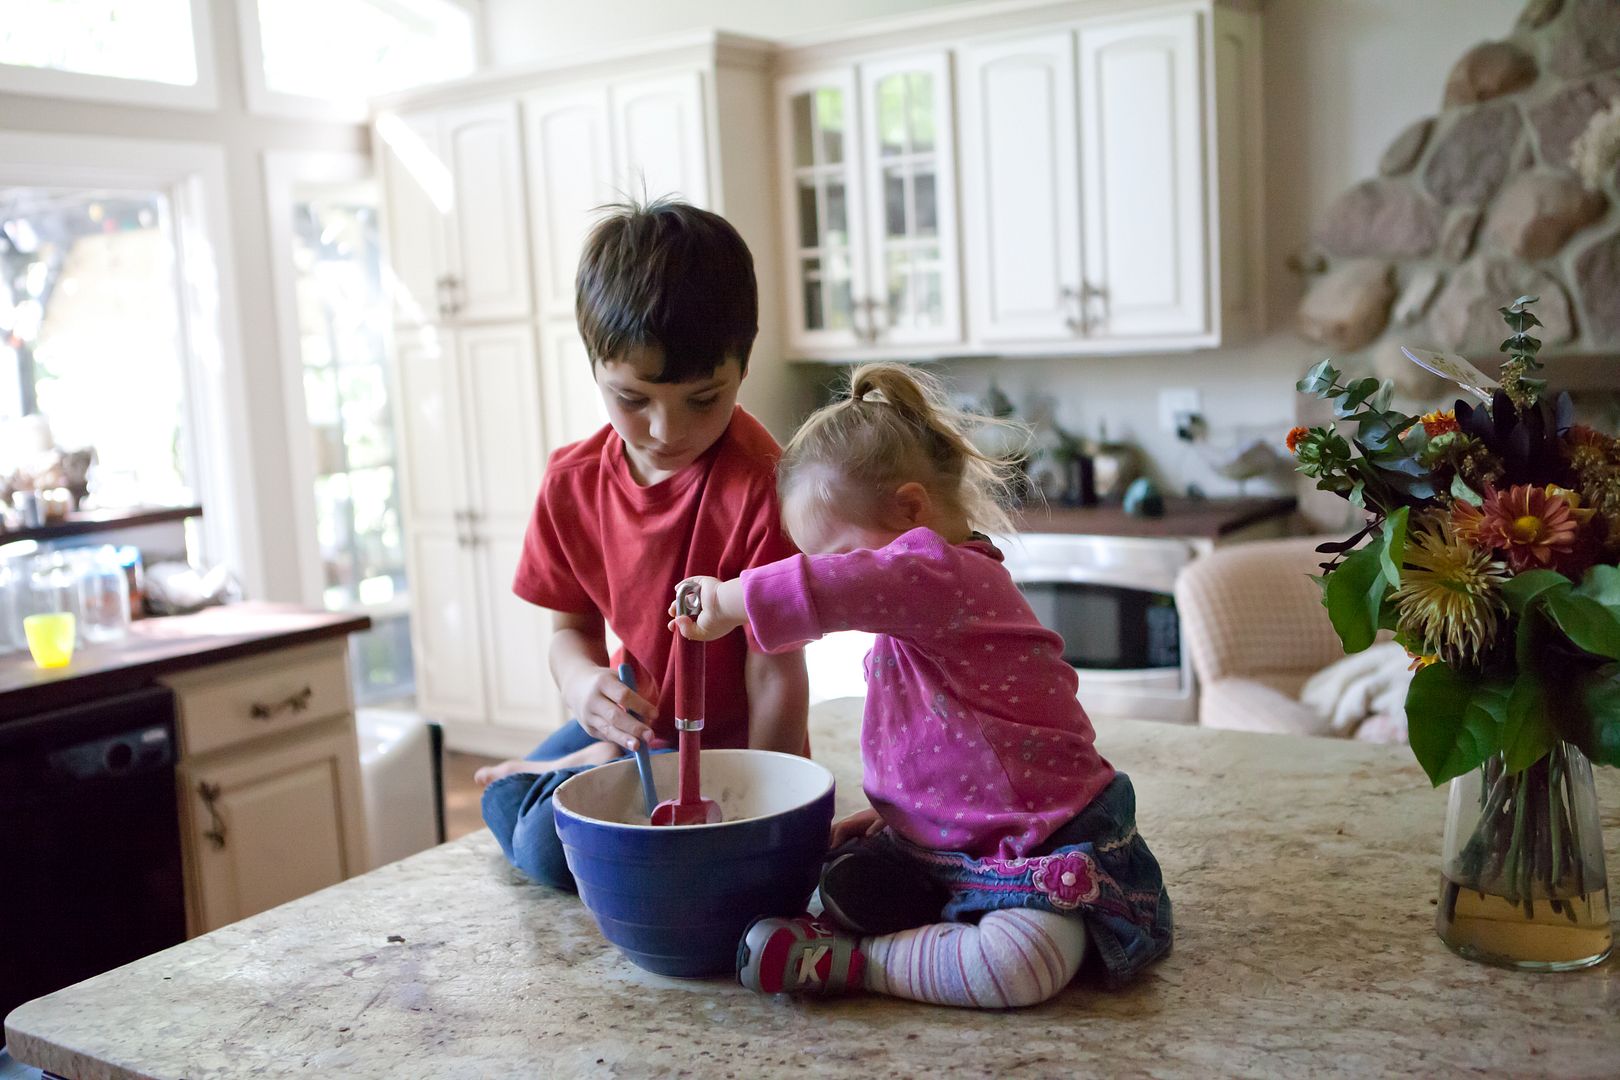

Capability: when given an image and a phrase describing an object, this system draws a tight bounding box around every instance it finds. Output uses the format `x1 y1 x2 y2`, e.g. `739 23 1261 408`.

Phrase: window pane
876 75 907 158
826 267 852 332
886 250 910 326
907 72 935 154
826 181 847 246
0 189 191 509
814 88 844 165
914 169 937 238
0 1 198 86
884 167 907 238
797 180 819 250
801 257 823 331
257 0 476 102
791 93 814 169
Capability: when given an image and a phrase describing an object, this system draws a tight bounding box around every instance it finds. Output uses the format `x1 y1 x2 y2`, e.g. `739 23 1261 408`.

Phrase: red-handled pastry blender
651 579 723 825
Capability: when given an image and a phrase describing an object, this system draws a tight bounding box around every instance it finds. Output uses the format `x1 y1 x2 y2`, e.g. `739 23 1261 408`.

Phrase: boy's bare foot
473 740 625 787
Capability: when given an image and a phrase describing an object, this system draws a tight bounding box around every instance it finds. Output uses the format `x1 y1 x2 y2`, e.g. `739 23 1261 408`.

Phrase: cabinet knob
199 781 227 850
250 685 314 720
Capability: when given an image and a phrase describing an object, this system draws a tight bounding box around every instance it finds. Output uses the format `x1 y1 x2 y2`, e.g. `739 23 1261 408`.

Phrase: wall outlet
1158 388 1202 432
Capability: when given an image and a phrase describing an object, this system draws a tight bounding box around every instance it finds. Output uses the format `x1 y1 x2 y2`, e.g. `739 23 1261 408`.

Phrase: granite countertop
0 603 371 719
8 701 1619 1078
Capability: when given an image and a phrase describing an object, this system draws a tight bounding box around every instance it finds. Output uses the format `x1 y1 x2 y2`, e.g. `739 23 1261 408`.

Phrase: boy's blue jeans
481 721 669 891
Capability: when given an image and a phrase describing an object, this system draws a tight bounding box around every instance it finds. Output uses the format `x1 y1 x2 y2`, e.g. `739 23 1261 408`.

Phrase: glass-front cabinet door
858 52 961 348
778 71 866 352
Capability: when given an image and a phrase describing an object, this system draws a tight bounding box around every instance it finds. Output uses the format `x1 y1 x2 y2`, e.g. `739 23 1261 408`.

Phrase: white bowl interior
554 749 834 829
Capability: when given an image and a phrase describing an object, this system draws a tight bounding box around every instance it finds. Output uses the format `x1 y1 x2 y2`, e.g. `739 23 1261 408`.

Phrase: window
0 0 198 85
246 0 477 116
290 182 414 703
0 189 193 509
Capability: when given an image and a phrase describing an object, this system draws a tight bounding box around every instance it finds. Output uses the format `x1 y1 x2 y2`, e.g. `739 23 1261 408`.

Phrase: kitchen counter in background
9 698 1617 1078
0 603 370 720
1015 494 1297 541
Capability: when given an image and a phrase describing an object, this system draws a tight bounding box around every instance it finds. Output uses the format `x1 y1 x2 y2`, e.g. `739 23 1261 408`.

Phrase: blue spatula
618 663 659 817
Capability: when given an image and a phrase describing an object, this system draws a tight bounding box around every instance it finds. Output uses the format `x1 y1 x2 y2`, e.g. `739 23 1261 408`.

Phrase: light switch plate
1158 388 1202 432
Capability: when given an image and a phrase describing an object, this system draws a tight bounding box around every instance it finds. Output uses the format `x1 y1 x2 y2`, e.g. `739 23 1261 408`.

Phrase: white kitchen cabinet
378 100 532 326
407 523 488 721
162 641 367 936
1077 12 1207 340
539 318 608 453
612 72 710 209
473 532 565 732
959 32 1082 344
458 324 548 536
778 52 962 355
524 87 615 318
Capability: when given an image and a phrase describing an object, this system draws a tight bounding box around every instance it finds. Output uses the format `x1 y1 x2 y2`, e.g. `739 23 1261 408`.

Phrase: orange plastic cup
24 612 76 668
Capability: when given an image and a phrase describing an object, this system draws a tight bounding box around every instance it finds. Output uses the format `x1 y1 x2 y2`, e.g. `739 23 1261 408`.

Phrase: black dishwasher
0 685 187 1026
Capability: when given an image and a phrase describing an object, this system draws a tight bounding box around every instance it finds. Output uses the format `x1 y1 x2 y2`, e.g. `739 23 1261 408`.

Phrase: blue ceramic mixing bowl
553 749 836 977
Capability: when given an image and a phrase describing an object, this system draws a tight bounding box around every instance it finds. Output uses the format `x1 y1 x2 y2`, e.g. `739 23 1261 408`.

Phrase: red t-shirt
512 406 798 749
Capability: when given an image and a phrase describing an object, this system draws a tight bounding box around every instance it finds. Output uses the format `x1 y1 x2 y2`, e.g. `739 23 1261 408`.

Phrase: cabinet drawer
162 641 353 757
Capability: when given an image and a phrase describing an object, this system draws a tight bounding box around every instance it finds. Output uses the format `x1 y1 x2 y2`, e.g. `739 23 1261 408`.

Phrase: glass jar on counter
74 546 132 643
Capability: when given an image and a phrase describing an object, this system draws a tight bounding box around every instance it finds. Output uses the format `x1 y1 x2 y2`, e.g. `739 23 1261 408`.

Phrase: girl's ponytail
783 362 1028 536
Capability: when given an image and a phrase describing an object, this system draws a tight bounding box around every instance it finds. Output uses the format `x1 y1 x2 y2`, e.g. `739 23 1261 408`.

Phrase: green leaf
1502 640 1554 774
1544 589 1620 660
1322 536 1390 654
1297 360 1339 396
1449 474 1483 506
1378 506 1409 590
1577 664 1620 768
1501 569 1571 614
1576 564 1620 612
1406 664 1508 786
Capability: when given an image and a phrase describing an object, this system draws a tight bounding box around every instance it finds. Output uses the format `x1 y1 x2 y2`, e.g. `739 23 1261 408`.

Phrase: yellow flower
1420 410 1459 437
1392 517 1510 667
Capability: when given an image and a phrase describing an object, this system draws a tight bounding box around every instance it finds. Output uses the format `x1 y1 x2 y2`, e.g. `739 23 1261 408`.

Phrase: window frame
235 0 483 122
0 130 265 596
0 0 218 111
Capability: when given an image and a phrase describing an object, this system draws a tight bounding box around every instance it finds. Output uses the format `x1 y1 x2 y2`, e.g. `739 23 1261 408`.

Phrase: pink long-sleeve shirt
741 527 1115 860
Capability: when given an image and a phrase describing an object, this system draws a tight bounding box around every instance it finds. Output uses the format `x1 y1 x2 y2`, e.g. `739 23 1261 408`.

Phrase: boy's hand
830 807 886 847
563 665 657 751
667 576 747 641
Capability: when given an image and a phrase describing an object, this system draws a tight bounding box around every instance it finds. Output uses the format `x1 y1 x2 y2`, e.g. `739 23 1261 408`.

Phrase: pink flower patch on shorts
1030 850 1099 909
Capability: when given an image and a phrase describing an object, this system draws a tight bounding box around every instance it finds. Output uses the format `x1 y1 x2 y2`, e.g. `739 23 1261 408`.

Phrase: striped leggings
863 909 1087 1009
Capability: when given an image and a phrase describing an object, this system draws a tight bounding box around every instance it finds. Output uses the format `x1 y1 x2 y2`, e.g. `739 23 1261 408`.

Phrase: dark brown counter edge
0 608 371 721
1014 495 1299 540
0 505 203 547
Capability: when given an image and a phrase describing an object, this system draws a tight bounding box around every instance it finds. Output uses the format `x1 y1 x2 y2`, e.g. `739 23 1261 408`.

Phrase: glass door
858 53 962 347
779 71 865 351
289 181 413 704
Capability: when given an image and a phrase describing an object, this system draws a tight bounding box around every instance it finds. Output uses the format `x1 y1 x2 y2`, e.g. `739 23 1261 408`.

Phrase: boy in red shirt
479 199 808 889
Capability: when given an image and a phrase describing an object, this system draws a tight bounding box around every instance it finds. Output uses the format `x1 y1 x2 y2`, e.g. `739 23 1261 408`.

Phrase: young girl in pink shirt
671 363 1172 1008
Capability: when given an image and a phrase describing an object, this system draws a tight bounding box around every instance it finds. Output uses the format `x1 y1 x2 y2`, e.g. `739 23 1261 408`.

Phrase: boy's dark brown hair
575 197 758 382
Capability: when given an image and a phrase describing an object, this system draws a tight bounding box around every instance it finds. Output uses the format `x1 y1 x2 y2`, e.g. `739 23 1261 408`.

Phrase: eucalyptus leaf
1449 474 1483 506
1378 506 1409 590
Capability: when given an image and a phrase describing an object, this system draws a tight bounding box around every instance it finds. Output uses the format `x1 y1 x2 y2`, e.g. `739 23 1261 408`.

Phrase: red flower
1285 426 1309 454
1472 484 1581 572
1421 410 1459 437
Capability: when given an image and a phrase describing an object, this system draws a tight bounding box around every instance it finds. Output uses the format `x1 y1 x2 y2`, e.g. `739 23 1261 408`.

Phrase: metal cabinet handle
1061 285 1084 335
1079 281 1109 333
250 685 313 720
199 782 227 850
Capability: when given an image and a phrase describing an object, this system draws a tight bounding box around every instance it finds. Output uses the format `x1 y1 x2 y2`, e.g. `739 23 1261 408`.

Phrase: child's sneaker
736 915 865 995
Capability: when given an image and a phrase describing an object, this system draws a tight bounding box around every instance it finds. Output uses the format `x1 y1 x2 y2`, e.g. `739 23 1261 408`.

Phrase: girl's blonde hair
780 363 1027 536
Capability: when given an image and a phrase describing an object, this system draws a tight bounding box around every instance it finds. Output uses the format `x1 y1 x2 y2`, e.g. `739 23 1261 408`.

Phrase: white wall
485 0 1527 516
0 2 367 600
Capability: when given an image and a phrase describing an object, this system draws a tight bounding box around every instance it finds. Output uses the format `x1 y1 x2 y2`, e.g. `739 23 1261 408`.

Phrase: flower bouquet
1291 296 1616 970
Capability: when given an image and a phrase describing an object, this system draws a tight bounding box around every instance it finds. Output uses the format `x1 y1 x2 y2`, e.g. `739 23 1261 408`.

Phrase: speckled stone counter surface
8 701 1619 1079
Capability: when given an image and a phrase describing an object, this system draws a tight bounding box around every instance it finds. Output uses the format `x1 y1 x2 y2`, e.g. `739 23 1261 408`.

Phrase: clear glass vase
1436 743 1612 971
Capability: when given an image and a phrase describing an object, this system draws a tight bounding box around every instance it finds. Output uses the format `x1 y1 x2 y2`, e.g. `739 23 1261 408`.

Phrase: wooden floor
443 750 501 841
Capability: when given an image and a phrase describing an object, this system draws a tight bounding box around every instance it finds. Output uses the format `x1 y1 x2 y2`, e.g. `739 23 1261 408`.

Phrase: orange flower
1451 497 1487 545
1285 426 1309 454
1420 410 1459 437
1473 484 1581 572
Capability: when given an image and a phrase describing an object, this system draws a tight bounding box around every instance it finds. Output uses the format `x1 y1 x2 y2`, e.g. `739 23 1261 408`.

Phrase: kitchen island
8 699 1618 1078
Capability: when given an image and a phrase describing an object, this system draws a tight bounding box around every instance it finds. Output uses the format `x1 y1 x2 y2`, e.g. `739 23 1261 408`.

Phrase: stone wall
1297 0 1620 394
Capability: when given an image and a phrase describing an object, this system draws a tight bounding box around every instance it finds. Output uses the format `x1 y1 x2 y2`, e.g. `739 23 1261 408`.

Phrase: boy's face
597 346 744 484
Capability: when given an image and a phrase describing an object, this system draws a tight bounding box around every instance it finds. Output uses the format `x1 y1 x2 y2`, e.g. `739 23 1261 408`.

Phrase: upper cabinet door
612 72 710 208
959 33 1083 344
524 87 614 319
539 319 608 459
456 324 546 535
1078 12 1208 339
378 109 450 328
441 101 534 323
858 52 962 348
778 70 868 354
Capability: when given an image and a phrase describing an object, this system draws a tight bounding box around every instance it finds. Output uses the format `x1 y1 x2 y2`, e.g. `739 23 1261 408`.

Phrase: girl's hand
830 807 886 847
562 665 656 751
667 576 747 641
